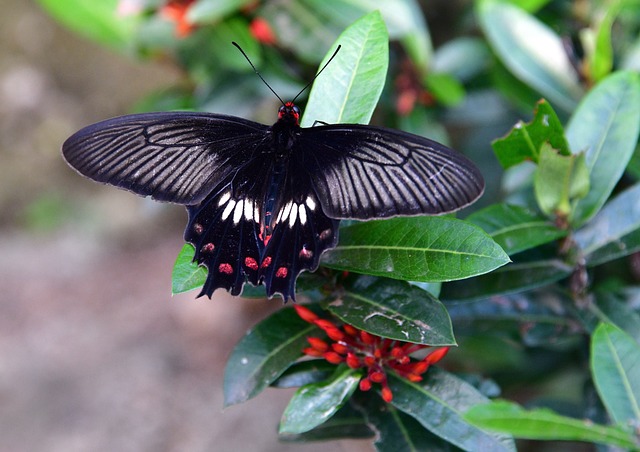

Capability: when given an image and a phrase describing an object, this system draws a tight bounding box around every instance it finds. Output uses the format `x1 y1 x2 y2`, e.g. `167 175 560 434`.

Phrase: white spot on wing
244 199 253 222
233 199 244 224
221 199 236 220
254 204 260 224
306 196 316 211
218 191 231 207
289 204 298 227
281 202 293 223
298 205 307 225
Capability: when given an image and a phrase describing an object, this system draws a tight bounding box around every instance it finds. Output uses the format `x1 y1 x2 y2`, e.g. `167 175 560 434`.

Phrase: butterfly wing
296 124 485 219
62 112 269 205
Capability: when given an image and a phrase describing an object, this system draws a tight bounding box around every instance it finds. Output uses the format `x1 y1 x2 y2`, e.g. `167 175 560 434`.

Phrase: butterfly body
63 102 484 301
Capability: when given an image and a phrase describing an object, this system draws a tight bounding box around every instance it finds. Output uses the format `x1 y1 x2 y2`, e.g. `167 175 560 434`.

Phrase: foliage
42 0 640 450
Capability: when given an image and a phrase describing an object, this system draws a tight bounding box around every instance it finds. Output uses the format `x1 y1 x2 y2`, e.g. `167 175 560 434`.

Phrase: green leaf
322 217 510 283
388 368 515 451
358 395 453 451
566 71 640 226
492 99 570 169
587 2 622 83
591 322 640 425
574 183 640 266
534 143 590 217
325 276 455 346
478 1 583 111
223 307 319 406
467 203 567 255
440 259 573 302
579 290 640 343
279 402 373 442
171 244 207 295
279 366 362 434
271 360 336 389
431 37 490 82
301 10 389 126
500 0 551 12
424 72 465 107
464 400 638 449
37 0 137 50
186 0 254 24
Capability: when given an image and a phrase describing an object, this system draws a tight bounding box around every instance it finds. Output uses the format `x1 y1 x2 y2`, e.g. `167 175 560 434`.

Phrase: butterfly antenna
232 41 286 106
292 45 341 103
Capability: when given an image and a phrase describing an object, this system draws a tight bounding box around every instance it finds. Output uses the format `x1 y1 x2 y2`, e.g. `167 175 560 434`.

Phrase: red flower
294 305 450 403
159 0 196 38
249 17 277 45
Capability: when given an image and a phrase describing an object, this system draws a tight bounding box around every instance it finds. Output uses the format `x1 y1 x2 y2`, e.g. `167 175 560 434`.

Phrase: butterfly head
278 102 301 126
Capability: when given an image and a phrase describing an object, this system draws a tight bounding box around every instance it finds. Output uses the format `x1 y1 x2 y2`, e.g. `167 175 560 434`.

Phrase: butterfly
62 46 484 302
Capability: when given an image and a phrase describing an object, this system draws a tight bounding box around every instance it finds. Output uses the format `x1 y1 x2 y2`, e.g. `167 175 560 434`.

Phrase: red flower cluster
249 17 277 45
294 305 450 403
159 0 197 38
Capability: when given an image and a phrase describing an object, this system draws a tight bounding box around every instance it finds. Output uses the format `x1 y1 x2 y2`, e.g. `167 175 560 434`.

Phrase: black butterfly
62 49 484 302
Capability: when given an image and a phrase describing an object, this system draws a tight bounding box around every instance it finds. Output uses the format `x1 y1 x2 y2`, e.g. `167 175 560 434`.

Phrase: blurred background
0 1 373 450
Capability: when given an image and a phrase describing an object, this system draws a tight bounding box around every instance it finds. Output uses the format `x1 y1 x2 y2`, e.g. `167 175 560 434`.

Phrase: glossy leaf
478 1 583 111
574 183 640 266
440 259 572 302
579 290 640 343
588 2 621 83
279 402 373 442
301 10 388 126
358 395 453 452
279 366 362 434
223 307 319 406
467 203 567 255
492 99 570 169
322 217 510 283
566 71 640 226
591 323 640 425
325 276 455 345
464 400 638 449
388 368 515 451
271 360 336 389
534 143 589 217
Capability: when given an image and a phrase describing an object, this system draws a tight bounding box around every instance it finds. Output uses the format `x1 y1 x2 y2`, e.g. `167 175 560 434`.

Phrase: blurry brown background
0 2 369 450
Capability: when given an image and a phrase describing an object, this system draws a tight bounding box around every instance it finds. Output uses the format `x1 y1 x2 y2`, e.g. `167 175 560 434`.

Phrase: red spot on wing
218 263 233 274
201 243 214 253
244 257 259 271
193 223 203 234
276 267 288 278
299 247 313 259
261 256 272 268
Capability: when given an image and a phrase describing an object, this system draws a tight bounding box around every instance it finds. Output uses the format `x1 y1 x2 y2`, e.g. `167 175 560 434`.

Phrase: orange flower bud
360 330 376 345
369 370 385 383
307 337 328 352
323 351 343 364
359 377 372 391
332 342 348 354
343 324 358 337
249 17 277 45
302 347 323 357
381 386 393 403
411 361 429 375
346 353 361 369
293 305 318 323
425 347 450 364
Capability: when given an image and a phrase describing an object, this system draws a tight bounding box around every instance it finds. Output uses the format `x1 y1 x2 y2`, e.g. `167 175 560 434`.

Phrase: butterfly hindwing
297 124 485 219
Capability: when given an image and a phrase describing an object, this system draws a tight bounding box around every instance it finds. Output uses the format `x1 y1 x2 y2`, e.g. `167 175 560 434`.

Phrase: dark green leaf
534 144 589 217
223 307 319 406
388 368 515 451
464 400 638 449
171 244 206 295
301 10 388 126
574 183 640 266
440 259 572 302
431 37 490 82
279 366 362 434
492 100 570 169
589 3 621 82
478 1 583 111
325 276 455 346
591 323 640 425
467 203 567 255
566 71 640 226
578 290 640 343
279 402 373 442
357 395 454 452
271 360 336 389
322 217 510 283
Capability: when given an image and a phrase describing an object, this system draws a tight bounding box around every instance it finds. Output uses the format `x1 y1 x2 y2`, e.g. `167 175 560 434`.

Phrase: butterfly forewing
298 124 484 219
62 112 269 205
